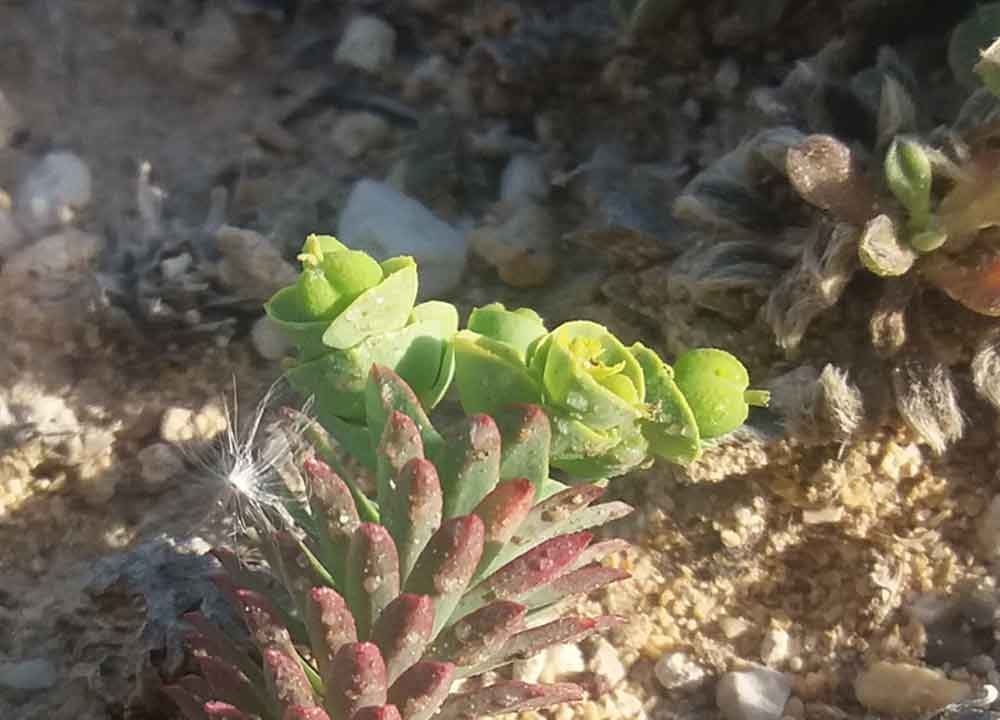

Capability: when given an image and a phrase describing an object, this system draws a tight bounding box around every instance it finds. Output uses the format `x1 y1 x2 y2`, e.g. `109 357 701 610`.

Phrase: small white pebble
331 112 390 159
654 651 707 691
716 667 792 720
334 15 396 74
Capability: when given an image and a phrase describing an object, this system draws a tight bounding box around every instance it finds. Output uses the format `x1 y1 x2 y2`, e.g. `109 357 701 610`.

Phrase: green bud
672 348 768 439
885 137 932 229
292 267 341 323
321 250 385 306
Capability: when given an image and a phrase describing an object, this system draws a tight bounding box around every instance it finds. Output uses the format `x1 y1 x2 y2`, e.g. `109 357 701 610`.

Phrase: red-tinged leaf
473 478 535 546
234 589 296 655
371 594 435 685
396 458 443 583
204 701 254 719
325 642 388 720
197 657 267 718
438 415 502 518
430 601 526 670
475 484 625 579
518 564 629 611
350 706 402 720
570 539 629 568
163 685 208 720
346 524 401 638
184 613 261 685
405 516 485 638
263 648 317 715
304 456 360 581
435 681 584 720
455 533 592 620
387 661 455 720
377 411 425 542
366 365 446 467
493 404 552 498
283 707 332 720
304 587 358 681
500 616 622 665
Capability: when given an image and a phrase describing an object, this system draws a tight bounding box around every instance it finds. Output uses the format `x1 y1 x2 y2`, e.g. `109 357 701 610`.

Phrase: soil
1 2 999 720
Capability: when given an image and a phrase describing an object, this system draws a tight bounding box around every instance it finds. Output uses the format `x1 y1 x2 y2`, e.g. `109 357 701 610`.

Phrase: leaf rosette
266 235 457 435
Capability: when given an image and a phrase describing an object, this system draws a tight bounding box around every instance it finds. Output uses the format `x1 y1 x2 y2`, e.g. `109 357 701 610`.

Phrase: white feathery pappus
184 375 315 540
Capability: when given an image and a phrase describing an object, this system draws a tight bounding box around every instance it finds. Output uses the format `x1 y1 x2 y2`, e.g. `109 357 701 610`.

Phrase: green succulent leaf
629 342 701 463
322 259 418 350
466 304 548 358
320 249 385 312
453 331 543 416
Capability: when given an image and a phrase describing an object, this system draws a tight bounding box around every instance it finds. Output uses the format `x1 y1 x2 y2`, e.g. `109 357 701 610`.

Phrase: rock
539 643 586 683
0 229 104 342
590 638 627 688
654 651 708 691
468 202 556 288
760 629 798 668
716 667 792 720
879 441 922 481
854 662 972 717
334 15 396 75
331 112 391 159
14 152 93 233
160 404 228 444
0 89 22 148
215 225 298 302
182 7 244 80
337 179 467 299
251 315 292 360
0 658 58 691
512 650 547 684
719 616 752 640
500 154 548 205
403 55 453 101
137 442 186 491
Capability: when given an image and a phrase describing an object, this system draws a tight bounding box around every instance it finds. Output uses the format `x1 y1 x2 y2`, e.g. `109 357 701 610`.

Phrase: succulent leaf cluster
265 235 458 431
166 366 631 720
265 237 766 481
453 304 769 478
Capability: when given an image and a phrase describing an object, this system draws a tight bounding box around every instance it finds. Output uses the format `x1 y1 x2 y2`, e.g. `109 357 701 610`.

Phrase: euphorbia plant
453 304 769 479
166 367 630 720
265 238 767 480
